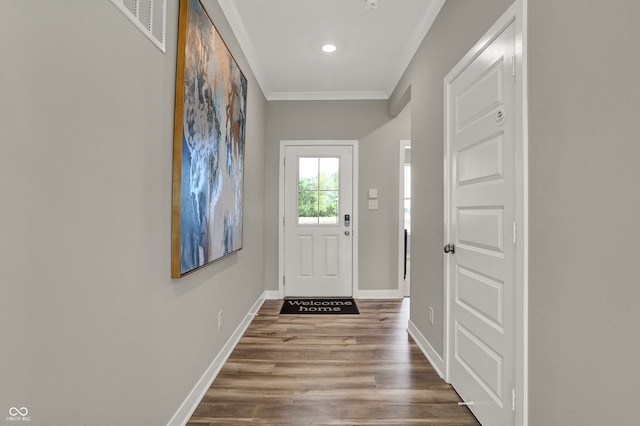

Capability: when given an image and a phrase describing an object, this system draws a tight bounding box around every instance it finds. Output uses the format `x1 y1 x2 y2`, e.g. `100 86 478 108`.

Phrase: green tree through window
298 158 339 224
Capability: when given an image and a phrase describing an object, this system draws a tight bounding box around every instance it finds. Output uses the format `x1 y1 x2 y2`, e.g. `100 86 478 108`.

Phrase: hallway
188 299 480 425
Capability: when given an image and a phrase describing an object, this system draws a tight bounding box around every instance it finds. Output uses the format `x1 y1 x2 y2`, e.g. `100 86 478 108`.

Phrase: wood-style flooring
187 299 480 425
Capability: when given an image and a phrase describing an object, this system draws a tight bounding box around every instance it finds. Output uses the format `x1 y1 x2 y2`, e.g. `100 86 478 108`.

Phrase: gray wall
391 0 640 425
528 1 640 424
0 1 266 425
264 101 410 293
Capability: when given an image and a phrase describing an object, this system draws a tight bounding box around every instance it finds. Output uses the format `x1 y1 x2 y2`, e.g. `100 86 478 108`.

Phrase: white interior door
283 145 353 297
445 22 517 426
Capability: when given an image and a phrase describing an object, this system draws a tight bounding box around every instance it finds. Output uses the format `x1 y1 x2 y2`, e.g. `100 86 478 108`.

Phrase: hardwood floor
187 299 480 425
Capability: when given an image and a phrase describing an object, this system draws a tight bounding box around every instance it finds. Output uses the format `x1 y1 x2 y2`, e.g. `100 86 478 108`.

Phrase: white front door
283 144 353 297
445 22 517 426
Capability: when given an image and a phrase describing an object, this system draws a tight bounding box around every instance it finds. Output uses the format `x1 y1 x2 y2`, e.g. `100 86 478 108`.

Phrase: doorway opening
398 140 411 297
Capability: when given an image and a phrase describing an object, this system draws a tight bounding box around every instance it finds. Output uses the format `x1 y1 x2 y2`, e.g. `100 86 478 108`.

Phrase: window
404 163 411 232
298 157 339 225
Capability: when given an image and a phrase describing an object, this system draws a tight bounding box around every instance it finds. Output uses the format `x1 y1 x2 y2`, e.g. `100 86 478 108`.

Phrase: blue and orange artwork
174 0 247 276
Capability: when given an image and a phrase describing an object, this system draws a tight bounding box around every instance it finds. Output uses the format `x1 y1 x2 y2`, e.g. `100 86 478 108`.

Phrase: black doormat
280 298 359 315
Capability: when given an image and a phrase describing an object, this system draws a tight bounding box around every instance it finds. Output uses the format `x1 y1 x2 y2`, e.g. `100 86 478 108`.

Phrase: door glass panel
298 157 339 225
319 191 338 224
298 190 319 224
299 158 319 190
319 158 339 190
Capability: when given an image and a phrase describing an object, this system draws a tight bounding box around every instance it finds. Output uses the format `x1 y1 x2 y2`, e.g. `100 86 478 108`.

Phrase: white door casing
444 2 527 425
280 142 357 297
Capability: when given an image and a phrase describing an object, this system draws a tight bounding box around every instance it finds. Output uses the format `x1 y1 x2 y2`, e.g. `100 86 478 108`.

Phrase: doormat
280 298 359 315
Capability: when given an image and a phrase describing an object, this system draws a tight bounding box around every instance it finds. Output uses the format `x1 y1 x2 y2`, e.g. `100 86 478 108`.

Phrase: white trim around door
443 1 528 425
278 140 359 299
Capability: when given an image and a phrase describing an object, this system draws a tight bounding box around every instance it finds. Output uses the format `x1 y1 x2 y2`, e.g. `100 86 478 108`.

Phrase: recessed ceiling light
322 44 337 53
363 0 380 10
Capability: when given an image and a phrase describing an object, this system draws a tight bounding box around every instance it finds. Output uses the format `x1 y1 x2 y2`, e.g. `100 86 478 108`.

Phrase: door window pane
319 191 339 224
299 157 319 190
298 190 319 224
319 158 339 190
298 157 339 225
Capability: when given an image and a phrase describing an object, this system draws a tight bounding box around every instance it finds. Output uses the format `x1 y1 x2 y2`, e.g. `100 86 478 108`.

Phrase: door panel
455 323 504 403
297 235 313 277
458 208 504 253
457 135 503 184
284 145 353 297
446 23 516 426
456 266 504 329
324 236 339 277
456 59 505 131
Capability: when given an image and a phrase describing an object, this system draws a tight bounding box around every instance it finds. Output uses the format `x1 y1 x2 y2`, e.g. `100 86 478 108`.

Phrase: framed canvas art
172 0 247 278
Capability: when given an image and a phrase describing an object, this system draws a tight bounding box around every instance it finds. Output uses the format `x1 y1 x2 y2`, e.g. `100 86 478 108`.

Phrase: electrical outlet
218 311 223 330
429 307 434 325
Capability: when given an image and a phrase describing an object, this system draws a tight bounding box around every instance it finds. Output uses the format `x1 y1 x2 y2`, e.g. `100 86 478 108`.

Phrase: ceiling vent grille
111 0 166 52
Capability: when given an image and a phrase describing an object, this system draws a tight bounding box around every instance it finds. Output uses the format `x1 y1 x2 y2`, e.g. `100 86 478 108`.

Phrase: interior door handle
444 244 455 254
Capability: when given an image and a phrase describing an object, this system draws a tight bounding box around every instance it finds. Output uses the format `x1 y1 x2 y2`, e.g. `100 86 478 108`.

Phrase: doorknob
344 231 350 236
444 244 455 254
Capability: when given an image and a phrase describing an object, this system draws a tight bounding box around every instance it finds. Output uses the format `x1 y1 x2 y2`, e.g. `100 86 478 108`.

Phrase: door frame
398 140 411 296
443 1 528 425
278 140 359 299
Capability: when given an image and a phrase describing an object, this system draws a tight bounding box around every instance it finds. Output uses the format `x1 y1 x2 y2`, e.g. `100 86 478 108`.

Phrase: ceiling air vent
111 0 166 52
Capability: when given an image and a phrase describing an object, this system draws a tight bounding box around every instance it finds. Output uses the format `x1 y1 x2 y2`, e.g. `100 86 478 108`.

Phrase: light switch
368 199 378 210
368 188 378 198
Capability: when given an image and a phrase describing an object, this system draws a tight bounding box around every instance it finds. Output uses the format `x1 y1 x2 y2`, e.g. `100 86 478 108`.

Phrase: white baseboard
167 292 266 426
407 319 446 380
265 290 403 300
354 289 404 299
263 290 281 300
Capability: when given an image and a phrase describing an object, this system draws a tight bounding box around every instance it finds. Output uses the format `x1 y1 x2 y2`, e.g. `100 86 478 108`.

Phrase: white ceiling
218 0 445 101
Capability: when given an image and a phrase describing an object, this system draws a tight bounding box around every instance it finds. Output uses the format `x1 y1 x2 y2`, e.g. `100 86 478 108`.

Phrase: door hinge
512 221 517 245
512 55 516 78
511 388 516 412
283 216 285 226
283 276 286 286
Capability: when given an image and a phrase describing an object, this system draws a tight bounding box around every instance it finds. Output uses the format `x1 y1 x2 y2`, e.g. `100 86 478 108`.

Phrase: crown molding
268 90 389 101
385 0 446 95
218 0 272 100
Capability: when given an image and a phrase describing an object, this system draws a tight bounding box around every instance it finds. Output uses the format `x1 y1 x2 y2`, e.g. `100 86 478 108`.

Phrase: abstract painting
172 0 247 278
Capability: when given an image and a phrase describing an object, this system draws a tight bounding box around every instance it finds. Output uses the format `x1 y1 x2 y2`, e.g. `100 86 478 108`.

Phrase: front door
445 22 517 426
283 144 353 297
